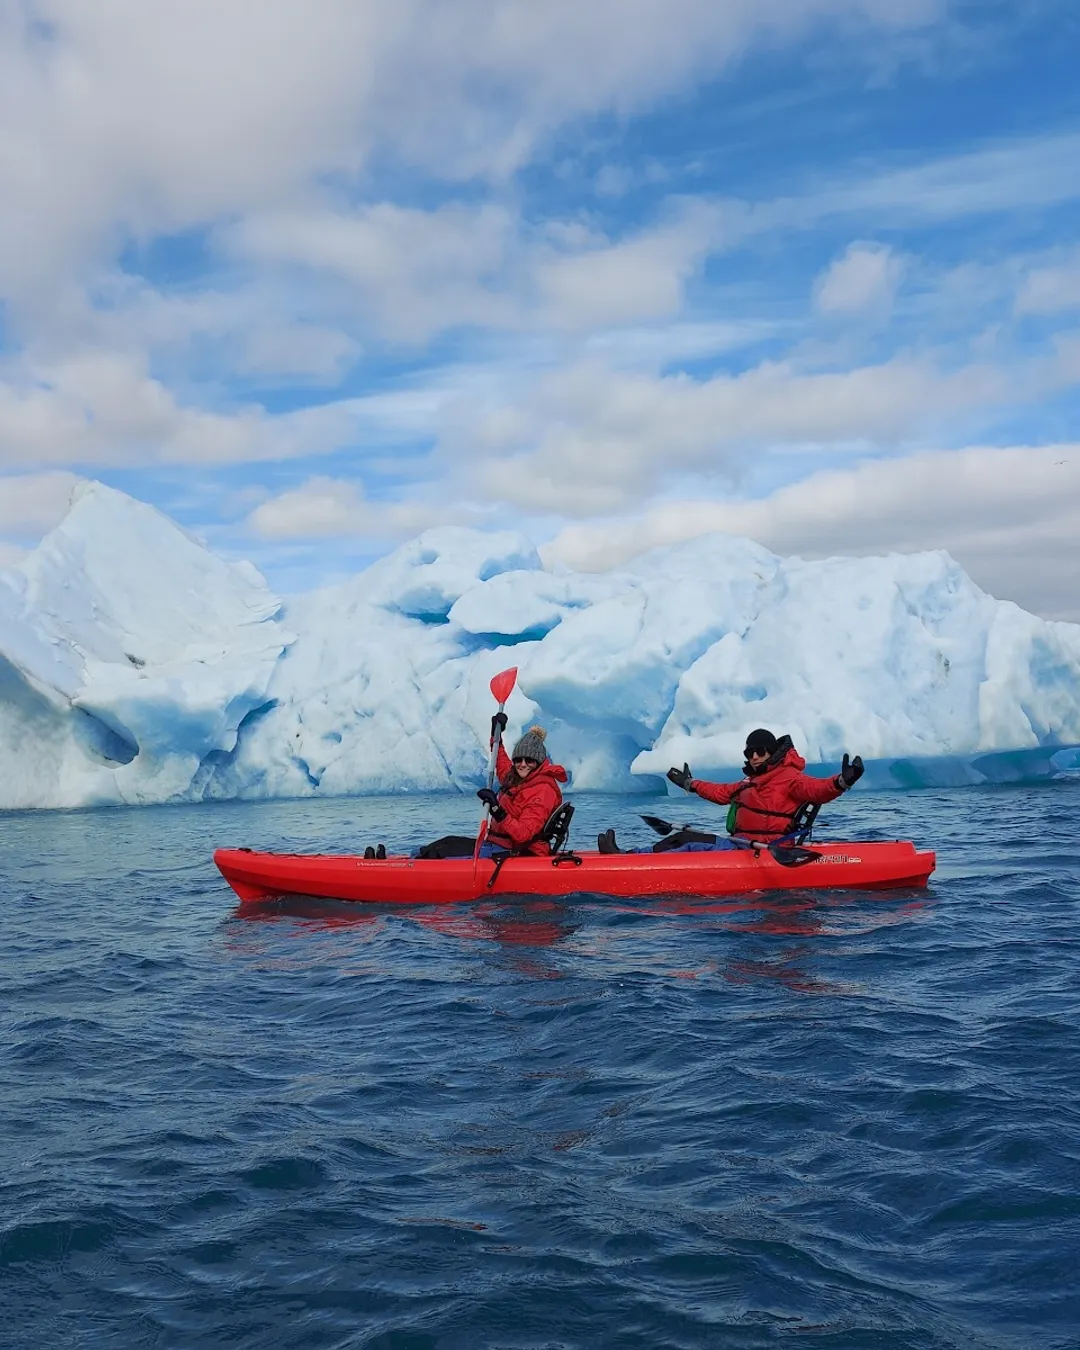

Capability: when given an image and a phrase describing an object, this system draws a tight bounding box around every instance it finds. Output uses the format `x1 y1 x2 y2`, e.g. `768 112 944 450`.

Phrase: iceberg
0 483 292 809
1 482 1078 811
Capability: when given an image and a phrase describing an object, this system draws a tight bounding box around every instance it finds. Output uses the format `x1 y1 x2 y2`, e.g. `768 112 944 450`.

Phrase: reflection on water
234 896 581 949
232 886 932 993
413 900 581 951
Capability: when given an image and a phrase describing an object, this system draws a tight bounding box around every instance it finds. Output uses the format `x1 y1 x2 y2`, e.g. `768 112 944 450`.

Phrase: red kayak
214 840 935 905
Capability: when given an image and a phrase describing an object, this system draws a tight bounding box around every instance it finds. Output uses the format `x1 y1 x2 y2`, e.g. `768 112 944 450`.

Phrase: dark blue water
2 784 1079 1349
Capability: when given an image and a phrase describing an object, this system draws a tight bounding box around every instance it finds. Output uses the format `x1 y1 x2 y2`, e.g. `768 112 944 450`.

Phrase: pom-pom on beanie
511 725 547 764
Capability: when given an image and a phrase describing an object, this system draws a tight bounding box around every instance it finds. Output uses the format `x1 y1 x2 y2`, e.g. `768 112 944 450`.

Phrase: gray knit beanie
511 725 547 763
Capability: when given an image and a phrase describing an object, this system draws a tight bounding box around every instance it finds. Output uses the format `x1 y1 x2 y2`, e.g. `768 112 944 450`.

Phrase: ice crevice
1 481 1079 811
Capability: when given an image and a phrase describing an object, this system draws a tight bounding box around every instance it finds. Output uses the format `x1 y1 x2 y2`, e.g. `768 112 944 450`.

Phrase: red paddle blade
489 666 518 706
472 817 489 864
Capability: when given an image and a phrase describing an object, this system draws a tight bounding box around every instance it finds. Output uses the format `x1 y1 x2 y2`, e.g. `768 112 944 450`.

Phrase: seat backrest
789 801 820 840
542 802 574 853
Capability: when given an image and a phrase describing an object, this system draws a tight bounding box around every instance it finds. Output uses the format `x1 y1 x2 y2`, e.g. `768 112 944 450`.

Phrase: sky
1 0 1079 619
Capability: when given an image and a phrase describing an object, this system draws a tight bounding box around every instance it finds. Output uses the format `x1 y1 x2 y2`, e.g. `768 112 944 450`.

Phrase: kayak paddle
473 666 518 865
640 813 678 835
638 813 820 867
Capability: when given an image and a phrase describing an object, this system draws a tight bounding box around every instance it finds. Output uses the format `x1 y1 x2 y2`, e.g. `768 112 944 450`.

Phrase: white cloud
532 202 721 330
0 351 374 469
582 319 783 368
688 130 1080 265
0 351 242 467
214 134 1080 349
0 470 83 533
811 129 1080 224
0 3 378 303
1 5 1072 504
1015 253 1080 316
227 201 518 342
228 197 723 340
451 353 1002 514
234 323 361 383
12 273 362 391
814 242 902 317
4 0 1077 622
594 164 635 197
542 443 1080 620
246 476 456 541
0 0 949 306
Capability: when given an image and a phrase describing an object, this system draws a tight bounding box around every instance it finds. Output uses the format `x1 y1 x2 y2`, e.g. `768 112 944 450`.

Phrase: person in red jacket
477 722 568 856
413 721 567 859
597 728 863 853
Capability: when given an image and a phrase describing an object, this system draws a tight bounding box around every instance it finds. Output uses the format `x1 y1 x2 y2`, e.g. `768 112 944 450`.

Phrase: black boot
363 846 376 859
597 829 623 854
375 844 386 860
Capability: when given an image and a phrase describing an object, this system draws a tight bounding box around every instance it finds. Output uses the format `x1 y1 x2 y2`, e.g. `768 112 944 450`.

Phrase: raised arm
691 777 741 806
667 762 740 805
790 770 846 805
495 741 513 783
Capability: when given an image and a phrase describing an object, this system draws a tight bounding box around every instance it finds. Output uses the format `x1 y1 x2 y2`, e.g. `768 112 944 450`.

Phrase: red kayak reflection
232 888 930 991
617 889 930 936
412 899 579 949
233 895 579 949
234 889 928 943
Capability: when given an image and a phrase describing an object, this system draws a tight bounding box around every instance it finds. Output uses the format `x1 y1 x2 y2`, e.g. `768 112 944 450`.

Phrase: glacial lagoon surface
2 783 1078 1349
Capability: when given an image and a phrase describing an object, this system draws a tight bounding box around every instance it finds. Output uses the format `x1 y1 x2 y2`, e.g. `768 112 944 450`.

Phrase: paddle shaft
638 813 820 866
473 668 518 865
473 718 505 861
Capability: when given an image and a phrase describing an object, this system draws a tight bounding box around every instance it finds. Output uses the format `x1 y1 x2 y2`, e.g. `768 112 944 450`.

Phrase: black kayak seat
786 801 820 843
541 803 574 854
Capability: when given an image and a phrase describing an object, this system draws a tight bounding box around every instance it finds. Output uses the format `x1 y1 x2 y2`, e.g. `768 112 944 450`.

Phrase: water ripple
1 786 1079 1347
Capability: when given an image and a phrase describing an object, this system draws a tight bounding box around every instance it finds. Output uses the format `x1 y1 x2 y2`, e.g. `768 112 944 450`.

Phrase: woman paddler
597 728 864 853
410 720 567 860
478 719 568 855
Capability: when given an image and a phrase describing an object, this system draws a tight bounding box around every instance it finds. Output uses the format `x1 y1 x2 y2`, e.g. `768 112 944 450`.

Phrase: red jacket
487 743 568 855
691 743 844 841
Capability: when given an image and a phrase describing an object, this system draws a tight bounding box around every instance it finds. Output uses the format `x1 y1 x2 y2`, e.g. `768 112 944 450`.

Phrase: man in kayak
597 728 864 853
413 721 568 859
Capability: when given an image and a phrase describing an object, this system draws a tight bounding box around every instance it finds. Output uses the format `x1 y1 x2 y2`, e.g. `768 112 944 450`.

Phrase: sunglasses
512 756 540 766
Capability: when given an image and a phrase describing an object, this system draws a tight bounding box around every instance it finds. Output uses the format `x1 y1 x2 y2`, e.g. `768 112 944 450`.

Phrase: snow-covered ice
0 484 291 809
1 482 1079 811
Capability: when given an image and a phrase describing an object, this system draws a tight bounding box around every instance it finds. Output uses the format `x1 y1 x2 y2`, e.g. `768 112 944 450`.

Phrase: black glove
477 787 506 821
839 754 864 788
666 763 694 792
490 711 508 740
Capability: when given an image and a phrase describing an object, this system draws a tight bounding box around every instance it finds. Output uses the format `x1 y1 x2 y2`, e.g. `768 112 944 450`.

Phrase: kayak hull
214 841 935 905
